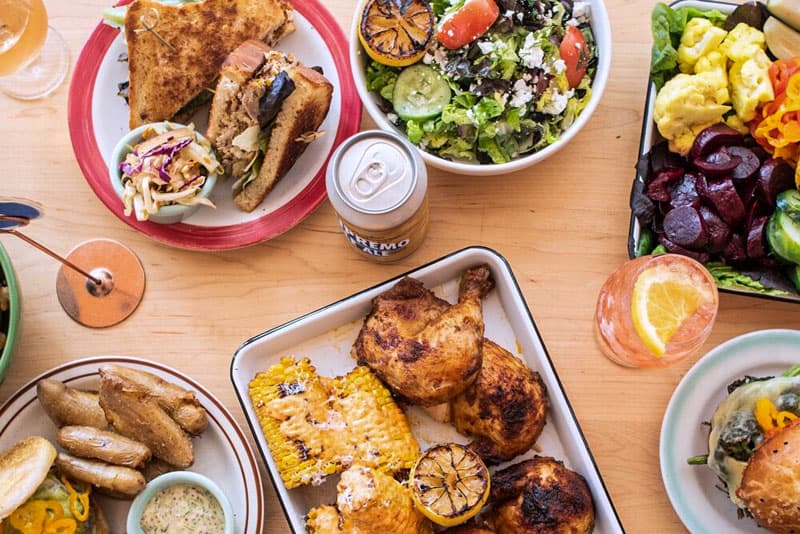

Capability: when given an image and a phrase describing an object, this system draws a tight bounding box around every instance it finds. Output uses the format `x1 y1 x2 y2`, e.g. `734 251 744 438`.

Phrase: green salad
364 0 598 164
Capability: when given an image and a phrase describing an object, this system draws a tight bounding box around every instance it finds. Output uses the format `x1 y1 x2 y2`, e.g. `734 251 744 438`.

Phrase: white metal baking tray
230 246 624 532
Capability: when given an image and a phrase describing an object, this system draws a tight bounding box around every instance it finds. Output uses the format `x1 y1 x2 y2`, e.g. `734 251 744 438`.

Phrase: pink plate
68 0 361 250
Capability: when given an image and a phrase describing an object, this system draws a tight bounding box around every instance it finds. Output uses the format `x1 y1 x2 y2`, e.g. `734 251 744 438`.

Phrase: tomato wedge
436 0 499 50
559 25 590 89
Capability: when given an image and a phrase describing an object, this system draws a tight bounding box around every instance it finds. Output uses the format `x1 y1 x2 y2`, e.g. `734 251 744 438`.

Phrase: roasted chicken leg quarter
353 265 495 406
451 338 548 464
489 457 595 534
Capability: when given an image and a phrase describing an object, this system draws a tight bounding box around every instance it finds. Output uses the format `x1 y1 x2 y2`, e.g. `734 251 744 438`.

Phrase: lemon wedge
631 262 715 356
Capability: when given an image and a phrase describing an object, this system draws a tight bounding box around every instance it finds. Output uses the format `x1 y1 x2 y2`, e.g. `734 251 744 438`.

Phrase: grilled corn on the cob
249 357 419 489
306 465 433 534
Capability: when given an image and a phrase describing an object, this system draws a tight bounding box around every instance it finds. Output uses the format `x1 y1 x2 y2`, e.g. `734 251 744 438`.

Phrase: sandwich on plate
206 39 333 212
0 436 109 533
120 0 295 128
693 365 800 532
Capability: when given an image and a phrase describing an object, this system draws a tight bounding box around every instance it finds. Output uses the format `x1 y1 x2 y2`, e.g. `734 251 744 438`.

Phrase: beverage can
326 130 428 262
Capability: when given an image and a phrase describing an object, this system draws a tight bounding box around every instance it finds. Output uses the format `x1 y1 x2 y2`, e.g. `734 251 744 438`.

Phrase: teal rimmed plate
660 329 800 533
0 242 19 384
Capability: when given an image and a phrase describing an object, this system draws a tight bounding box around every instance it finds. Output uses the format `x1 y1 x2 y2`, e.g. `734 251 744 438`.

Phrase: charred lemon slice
359 0 434 67
410 443 490 527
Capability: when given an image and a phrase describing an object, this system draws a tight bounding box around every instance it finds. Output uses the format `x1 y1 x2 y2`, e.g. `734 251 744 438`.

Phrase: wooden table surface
2 0 798 532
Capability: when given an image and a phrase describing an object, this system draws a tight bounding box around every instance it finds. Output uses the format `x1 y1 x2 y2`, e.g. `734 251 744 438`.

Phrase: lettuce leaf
650 2 727 90
705 262 791 296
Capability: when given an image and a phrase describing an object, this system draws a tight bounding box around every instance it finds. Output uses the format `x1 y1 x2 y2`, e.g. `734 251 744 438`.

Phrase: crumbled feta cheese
572 1 591 23
519 33 544 69
541 88 574 115
553 59 566 74
466 108 477 126
477 40 495 55
424 45 448 70
516 12 523 21
387 113 399 124
509 78 534 108
504 9 514 18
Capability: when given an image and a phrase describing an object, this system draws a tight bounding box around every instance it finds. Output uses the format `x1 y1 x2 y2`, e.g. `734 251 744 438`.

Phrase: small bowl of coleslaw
110 122 221 225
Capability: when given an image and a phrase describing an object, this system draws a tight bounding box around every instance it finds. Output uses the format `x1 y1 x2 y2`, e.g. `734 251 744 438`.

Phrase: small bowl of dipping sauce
127 471 234 534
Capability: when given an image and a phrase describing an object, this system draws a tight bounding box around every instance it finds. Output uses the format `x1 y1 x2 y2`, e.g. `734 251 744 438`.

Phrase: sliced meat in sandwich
125 0 294 128
206 40 333 212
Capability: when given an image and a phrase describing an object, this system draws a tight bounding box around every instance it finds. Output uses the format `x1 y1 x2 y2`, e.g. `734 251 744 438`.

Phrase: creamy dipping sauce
140 484 225 533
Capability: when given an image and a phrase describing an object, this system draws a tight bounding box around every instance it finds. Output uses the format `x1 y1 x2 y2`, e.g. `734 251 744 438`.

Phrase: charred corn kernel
249 357 418 489
306 505 341 533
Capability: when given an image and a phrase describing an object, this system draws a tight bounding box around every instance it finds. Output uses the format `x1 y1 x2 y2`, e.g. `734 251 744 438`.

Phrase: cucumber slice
777 189 800 222
392 65 451 122
767 210 800 264
788 264 800 292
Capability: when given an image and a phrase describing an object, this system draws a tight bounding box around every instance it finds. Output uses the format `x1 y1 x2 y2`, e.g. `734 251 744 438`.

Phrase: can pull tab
350 141 406 201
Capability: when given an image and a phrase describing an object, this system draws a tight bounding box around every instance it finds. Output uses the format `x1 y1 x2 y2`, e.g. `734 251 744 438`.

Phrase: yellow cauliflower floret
719 22 766 62
694 51 729 104
678 18 728 73
725 114 749 134
654 73 731 155
729 48 774 122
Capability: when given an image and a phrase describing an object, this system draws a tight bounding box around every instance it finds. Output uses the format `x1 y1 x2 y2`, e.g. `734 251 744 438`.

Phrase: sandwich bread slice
125 0 294 128
207 40 333 212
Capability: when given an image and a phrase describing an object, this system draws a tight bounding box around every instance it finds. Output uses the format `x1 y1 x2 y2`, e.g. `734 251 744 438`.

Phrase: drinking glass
0 0 69 100
595 254 719 368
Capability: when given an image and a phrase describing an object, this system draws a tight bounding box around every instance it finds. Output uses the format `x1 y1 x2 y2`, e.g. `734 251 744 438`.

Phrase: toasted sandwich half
125 0 294 128
206 40 333 212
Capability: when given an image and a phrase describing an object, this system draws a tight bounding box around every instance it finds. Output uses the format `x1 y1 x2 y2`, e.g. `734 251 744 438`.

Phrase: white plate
660 329 800 533
230 246 624 533
0 356 264 533
68 0 361 250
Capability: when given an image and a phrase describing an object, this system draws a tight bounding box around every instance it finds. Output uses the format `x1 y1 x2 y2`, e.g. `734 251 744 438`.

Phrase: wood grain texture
0 1 793 532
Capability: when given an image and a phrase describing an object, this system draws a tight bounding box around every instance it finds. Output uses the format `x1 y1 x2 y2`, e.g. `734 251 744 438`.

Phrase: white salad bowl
349 0 612 176
109 122 219 225
126 471 235 534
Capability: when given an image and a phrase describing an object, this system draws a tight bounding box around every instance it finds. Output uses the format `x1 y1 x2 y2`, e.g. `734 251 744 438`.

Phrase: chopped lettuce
366 62 399 102
705 262 791 296
650 2 728 90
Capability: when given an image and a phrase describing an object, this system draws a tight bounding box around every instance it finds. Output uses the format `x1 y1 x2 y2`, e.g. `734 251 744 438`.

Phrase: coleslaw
119 124 220 221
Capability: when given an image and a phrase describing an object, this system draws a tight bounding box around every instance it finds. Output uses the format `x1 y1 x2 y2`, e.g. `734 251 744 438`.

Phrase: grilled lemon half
359 0 434 67
410 443 490 527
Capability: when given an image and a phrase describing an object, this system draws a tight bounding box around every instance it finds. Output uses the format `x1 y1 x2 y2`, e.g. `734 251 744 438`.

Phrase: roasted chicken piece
353 265 494 406
306 465 432 533
444 526 495 534
451 339 548 464
489 457 595 534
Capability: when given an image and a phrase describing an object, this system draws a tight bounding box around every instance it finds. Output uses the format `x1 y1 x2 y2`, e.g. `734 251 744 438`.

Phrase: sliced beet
723 233 747 263
693 147 743 176
746 215 769 259
689 124 745 161
728 146 760 181
663 206 708 250
736 177 759 206
659 235 711 263
703 177 746 227
646 168 684 202
744 198 763 232
670 173 701 209
750 145 770 163
699 206 731 254
648 141 684 177
757 158 795 209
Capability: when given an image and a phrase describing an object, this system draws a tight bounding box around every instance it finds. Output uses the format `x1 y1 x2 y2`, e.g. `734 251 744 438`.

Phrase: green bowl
0 242 19 384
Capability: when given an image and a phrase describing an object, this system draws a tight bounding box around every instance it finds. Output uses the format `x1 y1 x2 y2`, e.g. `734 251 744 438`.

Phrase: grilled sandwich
206 40 333 212
125 0 294 128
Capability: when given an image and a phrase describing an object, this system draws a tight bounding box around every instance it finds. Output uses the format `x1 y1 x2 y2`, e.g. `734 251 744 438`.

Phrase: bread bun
737 423 800 533
0 436 57 520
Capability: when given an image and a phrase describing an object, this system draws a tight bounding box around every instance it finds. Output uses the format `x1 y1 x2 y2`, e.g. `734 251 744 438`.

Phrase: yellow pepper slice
8 501 47 533
61 475 90 522
755 397 798 433
42 518 76 534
